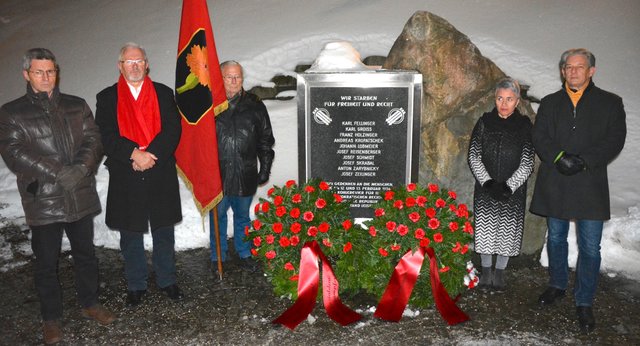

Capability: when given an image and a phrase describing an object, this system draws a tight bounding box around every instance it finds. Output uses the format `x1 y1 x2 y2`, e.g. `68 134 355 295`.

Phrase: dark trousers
119 226 177 291
30 215 99 321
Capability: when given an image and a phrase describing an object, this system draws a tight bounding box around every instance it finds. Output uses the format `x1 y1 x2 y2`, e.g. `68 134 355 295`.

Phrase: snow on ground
0 0 638 280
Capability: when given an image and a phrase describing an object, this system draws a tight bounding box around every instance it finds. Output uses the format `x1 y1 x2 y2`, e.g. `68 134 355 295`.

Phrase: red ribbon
374 246 469 325
273 241 361 330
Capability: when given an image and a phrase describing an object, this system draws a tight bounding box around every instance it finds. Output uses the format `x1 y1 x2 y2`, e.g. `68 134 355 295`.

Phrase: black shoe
576 306 596 334
239 257 259 272
160 284 184 301
538 287 566 306
126 289 146 307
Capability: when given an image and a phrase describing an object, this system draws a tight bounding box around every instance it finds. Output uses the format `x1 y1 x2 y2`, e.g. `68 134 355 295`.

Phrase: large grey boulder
383 11 545 257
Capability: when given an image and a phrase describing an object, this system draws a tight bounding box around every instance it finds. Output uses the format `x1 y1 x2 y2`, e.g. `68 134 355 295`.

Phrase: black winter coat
216 90 275 196
530 82 626 220
0 86 102 226
95 82 182 232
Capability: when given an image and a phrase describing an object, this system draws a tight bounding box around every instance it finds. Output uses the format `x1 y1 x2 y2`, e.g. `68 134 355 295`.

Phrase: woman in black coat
468 78 535 291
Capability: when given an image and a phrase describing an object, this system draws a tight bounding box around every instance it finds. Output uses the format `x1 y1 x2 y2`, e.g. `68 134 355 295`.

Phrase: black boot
492 268 506 291
478 266 492 290
538 287 566 306
576 306 596 334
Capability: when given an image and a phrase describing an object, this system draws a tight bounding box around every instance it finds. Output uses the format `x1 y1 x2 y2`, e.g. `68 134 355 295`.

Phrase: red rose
285 180 296 188
428 218 440 230
303 211 314 222
433 232 443 243
289 274 299 281
252 219 262 230
448 190 457 200
284 262 295 271
307 226 318 237
368 226 377 237
290 235 300 246
405 197 416 207
425 207 436 219
266 234 275 244
267 187 275 196
290 222 302 234
457 204 469 218
378 248 389 257
435 198 446 208
318 222 330 233
279 236 291 248
419 238 430 247
408 212 421 223
319 181 330 190
449 204 457 212
384 190 395 200
393 200 404 209
292 193 302 203
452 242 462 253
254 203 260 214
414 228 425 239
333 193 343 203
275 206 287 217
397 224 409 236
464 221 474 234
305 185 315 193
343 242 352 253
265 250 276 259
253 236 262 247
439 266 450 273
374 208 386 217
244 226 250 236
251 248 258 256
391 244 401 251
315 198 327 209
385 221 397 232
416 196 427 207
461 244 469 254
272 222 283 234
449 221 459 232
274 195 284 206
289 207 301 218
342 219 352 231
407 183 417 191
428 183 439 193
322 238 332 247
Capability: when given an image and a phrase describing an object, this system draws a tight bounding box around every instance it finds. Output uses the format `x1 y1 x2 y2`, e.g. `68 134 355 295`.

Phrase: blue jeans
546 217 603 307
119 226 177 291
209 195 253 262
31 215 99 321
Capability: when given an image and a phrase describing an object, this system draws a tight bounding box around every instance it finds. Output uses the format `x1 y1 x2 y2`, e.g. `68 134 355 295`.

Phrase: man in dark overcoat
95 42 183 307
530 48 626 334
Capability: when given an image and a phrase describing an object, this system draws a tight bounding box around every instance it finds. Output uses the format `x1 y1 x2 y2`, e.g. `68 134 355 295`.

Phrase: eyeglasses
120 59 146 66
29 69 57 78
223 75 242 81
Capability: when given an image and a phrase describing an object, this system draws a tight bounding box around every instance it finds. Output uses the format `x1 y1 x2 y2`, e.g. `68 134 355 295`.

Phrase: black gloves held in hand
257 171 270 185
482 179 511 201
555 152 586 176
56 165 88 191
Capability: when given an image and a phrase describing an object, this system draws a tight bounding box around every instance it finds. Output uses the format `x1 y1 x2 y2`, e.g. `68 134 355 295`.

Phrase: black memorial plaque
298 72 421 218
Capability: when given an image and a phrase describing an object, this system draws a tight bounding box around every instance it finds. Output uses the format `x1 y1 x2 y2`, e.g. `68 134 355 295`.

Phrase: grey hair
118 42 148 62
559 48 596 69
220 60 243 75
495 77 521 99
22 48 58 71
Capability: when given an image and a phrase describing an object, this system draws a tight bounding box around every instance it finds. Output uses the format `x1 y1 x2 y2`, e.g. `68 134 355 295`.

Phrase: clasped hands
482 179 512 201
554 151 586 176
131 148 157 172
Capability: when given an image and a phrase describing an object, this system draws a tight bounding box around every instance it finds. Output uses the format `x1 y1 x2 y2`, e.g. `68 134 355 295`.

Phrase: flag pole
212 208 224 280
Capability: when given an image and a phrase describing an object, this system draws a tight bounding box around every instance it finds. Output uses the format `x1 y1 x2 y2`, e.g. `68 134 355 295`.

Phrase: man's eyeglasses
29 69 57 78
120 59 146 66
223 75 242 81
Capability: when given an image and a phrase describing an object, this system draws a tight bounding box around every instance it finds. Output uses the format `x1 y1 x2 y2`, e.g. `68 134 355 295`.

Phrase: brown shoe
43 320 62 344
81 304 116 325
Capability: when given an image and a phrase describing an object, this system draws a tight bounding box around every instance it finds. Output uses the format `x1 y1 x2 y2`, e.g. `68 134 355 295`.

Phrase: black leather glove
257 171 270 185
555 152 586 176
496 182 512 201
56 165 88 190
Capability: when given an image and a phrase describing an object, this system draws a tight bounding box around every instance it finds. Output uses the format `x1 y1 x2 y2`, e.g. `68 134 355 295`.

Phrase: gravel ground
1 224 639 345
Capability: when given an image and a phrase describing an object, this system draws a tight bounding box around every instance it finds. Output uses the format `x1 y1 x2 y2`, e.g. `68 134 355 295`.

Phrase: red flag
175 0 227 214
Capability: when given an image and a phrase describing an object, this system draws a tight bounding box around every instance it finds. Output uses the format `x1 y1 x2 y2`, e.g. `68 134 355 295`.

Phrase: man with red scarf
95 42 183 307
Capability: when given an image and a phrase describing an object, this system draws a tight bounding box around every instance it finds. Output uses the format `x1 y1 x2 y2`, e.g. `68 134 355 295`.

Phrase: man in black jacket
0 48 115 344
210 61 275 271
95 43 183 307
531 48 626 334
